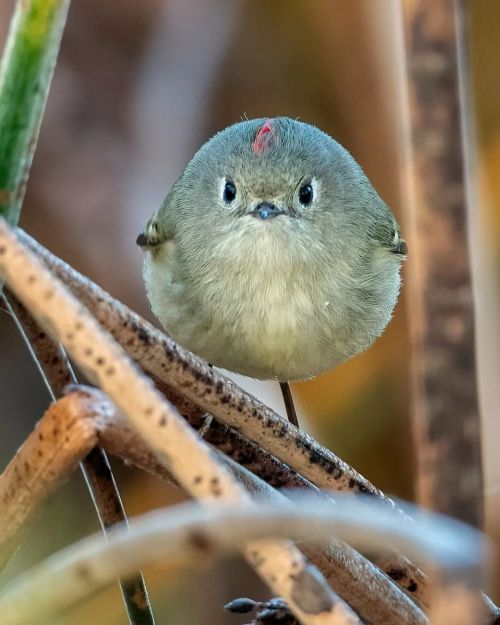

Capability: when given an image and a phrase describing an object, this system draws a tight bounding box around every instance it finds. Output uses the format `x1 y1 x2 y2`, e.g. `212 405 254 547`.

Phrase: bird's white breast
145 221 337 379
144 219 399 380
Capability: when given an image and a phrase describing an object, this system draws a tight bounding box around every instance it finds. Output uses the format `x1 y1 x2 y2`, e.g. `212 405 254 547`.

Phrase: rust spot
192 368 212 385
131 322 152 345
75 564 92 581
386 568 405 582
274 425 287 438
357 483 372 495
188 531 213 552
210 476 222 496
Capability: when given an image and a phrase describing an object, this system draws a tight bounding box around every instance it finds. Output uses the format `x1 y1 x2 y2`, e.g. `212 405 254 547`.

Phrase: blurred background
0 1 499 623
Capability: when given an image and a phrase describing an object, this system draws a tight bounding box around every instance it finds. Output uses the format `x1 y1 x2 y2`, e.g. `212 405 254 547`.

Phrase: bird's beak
248 202 285 220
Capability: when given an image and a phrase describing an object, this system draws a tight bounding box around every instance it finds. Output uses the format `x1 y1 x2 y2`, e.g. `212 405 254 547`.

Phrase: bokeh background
0 1 499 623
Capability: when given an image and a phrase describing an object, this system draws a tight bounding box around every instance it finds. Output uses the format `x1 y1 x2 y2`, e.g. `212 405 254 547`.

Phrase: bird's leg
279 382 299 427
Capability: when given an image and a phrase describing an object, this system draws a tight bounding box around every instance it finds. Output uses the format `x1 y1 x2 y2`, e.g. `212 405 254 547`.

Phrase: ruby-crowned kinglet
137 117 406 382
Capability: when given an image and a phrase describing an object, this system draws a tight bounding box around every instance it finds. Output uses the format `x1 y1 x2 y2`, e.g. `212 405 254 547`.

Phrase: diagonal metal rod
3 292 156 625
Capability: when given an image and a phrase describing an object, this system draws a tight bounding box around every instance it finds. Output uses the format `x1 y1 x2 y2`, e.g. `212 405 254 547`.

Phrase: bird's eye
298 183 314 206
223 180 237 204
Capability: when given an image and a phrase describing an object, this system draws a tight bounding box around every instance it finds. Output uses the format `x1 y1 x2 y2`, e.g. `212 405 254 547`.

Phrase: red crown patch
252 119 275 155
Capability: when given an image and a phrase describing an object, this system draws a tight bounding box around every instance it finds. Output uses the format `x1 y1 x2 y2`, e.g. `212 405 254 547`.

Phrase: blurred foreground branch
0 497 487 625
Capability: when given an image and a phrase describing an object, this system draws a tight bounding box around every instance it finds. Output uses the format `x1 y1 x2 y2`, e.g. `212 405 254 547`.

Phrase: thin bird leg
280 382 299 427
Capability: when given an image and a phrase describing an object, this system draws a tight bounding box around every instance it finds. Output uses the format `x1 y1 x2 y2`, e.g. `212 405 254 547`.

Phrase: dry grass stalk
3 293 156 625
0 382 425 625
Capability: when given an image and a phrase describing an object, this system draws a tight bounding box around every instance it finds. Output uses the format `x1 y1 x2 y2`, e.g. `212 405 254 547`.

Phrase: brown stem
0 386 426 625
3 293 156 625
402 0 483 527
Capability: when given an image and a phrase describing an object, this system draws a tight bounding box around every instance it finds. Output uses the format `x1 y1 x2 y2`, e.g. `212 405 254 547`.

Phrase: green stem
0 0 70 225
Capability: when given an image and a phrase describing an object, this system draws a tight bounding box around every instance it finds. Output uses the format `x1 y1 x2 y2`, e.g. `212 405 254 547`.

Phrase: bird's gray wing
136 189 177 249
369 207 408 256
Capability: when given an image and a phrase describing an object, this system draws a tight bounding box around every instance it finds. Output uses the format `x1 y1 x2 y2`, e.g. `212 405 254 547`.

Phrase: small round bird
137 117 406 384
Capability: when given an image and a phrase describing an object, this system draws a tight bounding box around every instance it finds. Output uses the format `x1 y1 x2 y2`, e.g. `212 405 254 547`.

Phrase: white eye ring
310 177 320 201
298 177 320 206
219 177 237 205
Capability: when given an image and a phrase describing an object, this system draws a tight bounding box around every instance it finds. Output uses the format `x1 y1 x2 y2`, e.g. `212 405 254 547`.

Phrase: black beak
249 203 284 220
